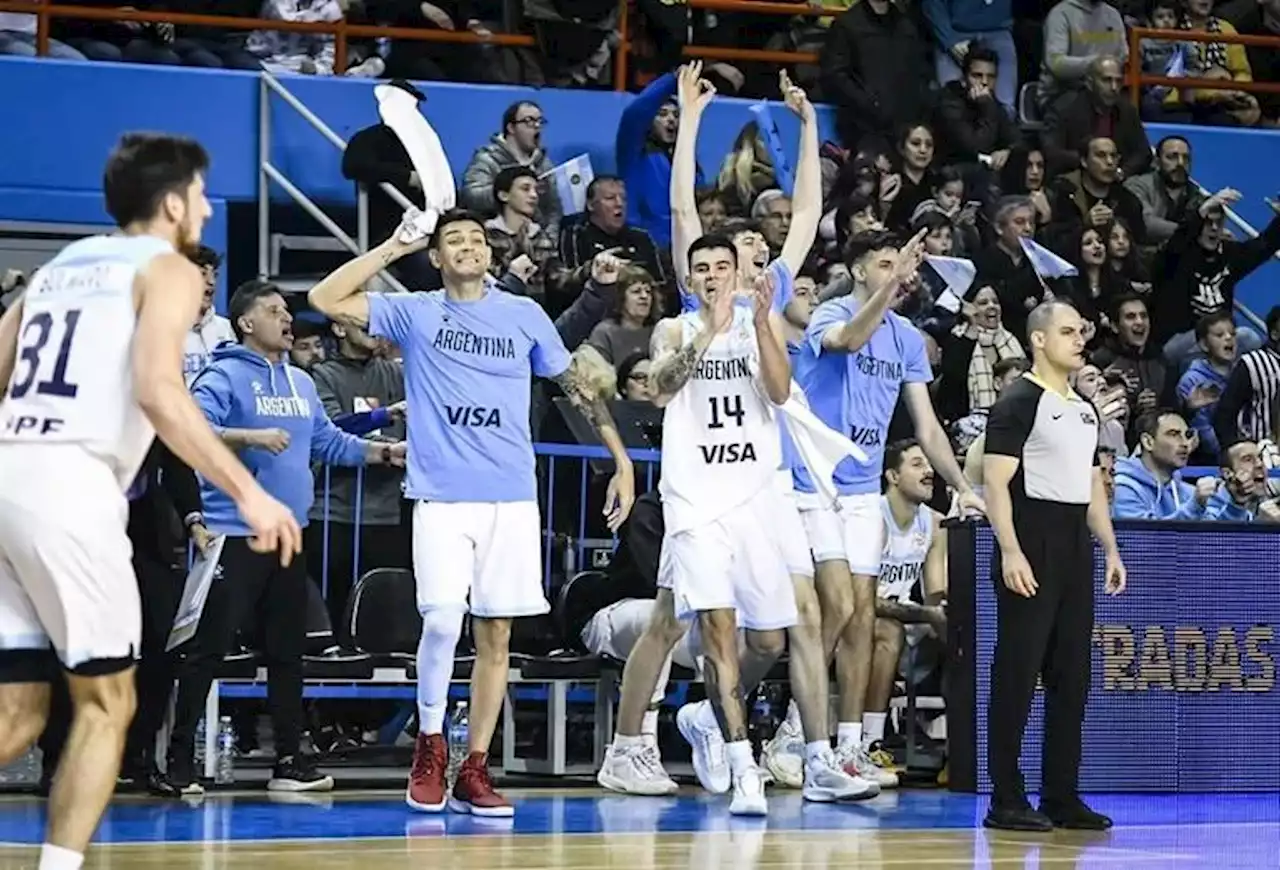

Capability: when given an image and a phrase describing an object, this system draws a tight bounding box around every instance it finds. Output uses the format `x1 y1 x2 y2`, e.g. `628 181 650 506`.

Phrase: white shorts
658 485 799 631
0 447 140 673
579 597 699 671
773 473 814 579
412 500 548 618
797 491 885 577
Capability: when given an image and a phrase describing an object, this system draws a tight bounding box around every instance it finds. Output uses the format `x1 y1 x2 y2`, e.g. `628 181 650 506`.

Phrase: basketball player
791 229 983 789
307 207 634 818
0 133 300 870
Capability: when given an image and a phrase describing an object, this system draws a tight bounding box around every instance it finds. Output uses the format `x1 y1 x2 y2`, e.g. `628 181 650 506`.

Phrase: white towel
776 382 867 508
375 84 456 216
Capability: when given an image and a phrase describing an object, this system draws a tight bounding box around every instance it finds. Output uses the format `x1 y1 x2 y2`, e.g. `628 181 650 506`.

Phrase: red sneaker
449 752 513 817
405 733 447 812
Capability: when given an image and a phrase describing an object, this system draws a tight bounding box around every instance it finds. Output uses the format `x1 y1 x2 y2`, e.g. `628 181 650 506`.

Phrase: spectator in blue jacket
1204 439 1280 522
615 71 704 247
923 0 1018 113
165 280 405 797
1176 312 1237 463
1112 409 1215 519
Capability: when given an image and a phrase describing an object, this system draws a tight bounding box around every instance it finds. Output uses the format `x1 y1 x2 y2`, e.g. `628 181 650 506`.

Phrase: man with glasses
460 100 563 234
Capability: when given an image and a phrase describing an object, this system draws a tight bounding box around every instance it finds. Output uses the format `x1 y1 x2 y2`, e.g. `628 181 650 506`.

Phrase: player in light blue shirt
308 208 634 818
790 228 984 784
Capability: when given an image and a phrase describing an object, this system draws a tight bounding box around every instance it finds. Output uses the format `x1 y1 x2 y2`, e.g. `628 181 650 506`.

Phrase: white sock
614 733 645 750
38 844 83 870
804 740 829 766
641 709 659 737
862 712 887 747
785 699 802 730
725 740 754 776
416 608 464 735
837 722 862 749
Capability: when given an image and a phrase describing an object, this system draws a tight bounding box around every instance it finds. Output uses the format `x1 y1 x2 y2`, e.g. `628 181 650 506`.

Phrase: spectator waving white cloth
776 381 867 508
376 83 455 234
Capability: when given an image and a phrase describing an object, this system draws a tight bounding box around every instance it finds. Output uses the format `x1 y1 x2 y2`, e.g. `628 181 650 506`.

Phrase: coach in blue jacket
167 280 405 796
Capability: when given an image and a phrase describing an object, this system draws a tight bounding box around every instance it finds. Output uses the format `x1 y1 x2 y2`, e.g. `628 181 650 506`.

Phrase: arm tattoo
553 368 619 436
652 340 703 396
875 598 934 624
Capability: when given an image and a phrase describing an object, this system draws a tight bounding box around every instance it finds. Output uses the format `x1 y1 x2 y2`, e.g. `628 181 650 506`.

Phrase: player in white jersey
0 133 300 870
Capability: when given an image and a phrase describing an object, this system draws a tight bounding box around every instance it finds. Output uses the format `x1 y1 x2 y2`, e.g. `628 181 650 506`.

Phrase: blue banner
970 522 1280 792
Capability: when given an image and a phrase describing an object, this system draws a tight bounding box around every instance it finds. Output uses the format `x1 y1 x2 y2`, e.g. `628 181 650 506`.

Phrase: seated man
1205 439 1280 522
1112 410 1215 520
567 491 696 795
860 440 948 764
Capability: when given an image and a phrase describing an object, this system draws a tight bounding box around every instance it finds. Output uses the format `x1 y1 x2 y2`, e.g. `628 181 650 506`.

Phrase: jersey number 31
11 310 82 399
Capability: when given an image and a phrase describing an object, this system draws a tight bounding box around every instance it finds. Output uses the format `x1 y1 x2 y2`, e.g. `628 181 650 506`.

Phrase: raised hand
677 62 717 115
891 227 929 287
779 69 814 119
708 278 735 332
751 270 775 324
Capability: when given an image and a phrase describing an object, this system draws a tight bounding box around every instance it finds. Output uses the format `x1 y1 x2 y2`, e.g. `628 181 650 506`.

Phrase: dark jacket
933 81 1023 165
1042 90 1152 181
820 1 932 145
1044 170 1148 250
127 441 203 570
1151 208 1280 343
973 242 1050 343
555 217 666 314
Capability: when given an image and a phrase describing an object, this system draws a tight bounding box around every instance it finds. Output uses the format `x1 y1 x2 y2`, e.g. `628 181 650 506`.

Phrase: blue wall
1 57 1276 315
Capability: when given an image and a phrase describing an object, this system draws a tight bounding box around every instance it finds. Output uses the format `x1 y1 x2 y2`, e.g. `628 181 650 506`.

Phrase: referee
982 300 1126 832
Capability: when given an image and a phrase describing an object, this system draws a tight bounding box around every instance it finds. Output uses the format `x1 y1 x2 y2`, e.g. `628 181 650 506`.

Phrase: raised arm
777 71 821 277
309 225 428 328
818 229 926 353
133 253 301 562
672 63 717 289
752 273 791 404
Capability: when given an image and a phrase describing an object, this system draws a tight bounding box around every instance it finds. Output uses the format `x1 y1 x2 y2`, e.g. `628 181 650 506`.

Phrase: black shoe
984 804 1054 832
267 755 334 793
145 768 184 798
1040 799 1114 830
165 753 206 796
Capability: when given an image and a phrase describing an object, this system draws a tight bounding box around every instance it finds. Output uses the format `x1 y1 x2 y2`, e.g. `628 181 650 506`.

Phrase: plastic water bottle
194 717 207 769
214 716 236 786
447 702 469 784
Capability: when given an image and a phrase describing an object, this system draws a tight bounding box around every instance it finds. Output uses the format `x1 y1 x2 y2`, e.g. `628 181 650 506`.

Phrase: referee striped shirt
1216 346 1280 444
984 374 1100 514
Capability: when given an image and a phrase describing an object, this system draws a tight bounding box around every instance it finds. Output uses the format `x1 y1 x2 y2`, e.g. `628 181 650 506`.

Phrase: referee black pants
170 536 307 763
988 506 1094 808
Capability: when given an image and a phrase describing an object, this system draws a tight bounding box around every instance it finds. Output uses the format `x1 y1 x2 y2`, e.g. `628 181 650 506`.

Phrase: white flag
924 255 977 313
545 154 595 215
1019 237 1078 279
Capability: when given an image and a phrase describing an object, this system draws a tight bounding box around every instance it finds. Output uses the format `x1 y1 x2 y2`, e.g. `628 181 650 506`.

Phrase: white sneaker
836 742 899 789
597 742 679 796
762 718 804 789
728 764 768 816
676 703 730 794
802 747 880 802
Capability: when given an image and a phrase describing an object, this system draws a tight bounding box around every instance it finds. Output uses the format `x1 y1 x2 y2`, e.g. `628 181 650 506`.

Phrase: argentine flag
545 154 595 215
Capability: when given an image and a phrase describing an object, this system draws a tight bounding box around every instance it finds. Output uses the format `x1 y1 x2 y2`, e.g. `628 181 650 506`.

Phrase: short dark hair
884 437 922 474
721 217 762 240
1220 438 1256 469
963 42 1000 75
586 174 624 202
993 356 1031 381
229 278 284 341
1195 310 1235 341
910 209 952 236
102 132 209 228
843 229 902 268
1135 408 1185 442
687 233 738 270
1110 292 1148 321
494 165 538 200
932 165 963 190
430 208 488 251
1155 133 1190 157
188 245 221 270
694 187 725 209
501 100 541 134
